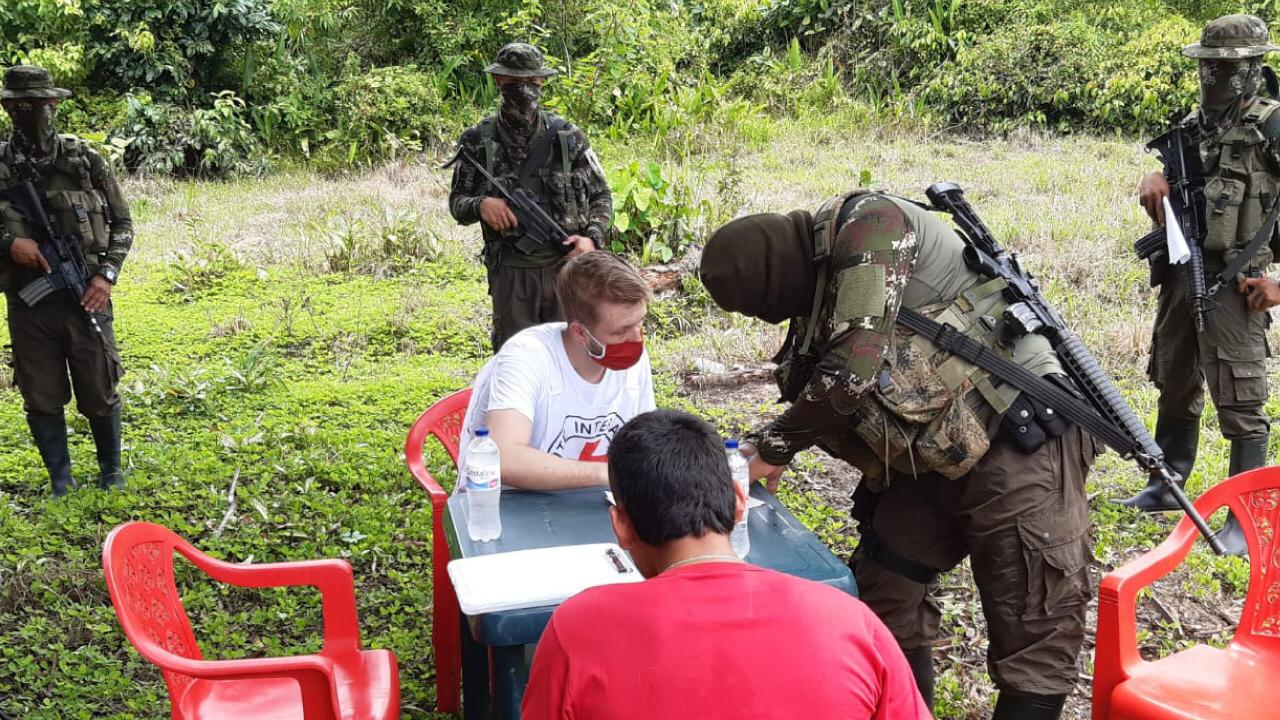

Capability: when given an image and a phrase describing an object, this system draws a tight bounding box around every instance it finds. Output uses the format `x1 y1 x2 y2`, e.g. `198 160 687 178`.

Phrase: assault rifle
1 170 106 341
1133 126 1210 333
443 147 570 255
916 182 1225 555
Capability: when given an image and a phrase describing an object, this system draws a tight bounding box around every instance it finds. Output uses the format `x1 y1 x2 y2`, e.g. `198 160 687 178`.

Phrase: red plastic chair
102 521 399 720
404 388 472 714
1093 466 1280 719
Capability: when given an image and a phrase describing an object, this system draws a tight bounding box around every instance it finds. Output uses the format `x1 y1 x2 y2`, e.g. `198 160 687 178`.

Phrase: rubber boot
991 691 1066 720
1217 436 1269 557
902 646 934 712
27 412 75 497
1117 415 1199 512
89 413 124 489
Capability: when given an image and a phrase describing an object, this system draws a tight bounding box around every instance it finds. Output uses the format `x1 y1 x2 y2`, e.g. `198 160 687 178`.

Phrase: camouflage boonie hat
484 43 557 78
1 65 71 100
1184 14 1280 59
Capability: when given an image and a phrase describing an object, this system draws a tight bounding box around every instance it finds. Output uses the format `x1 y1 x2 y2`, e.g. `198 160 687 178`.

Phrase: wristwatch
99 265 118 284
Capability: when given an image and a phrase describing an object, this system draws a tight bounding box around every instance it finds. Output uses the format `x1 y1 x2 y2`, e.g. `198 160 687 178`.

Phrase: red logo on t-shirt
548 413 625 462
578 440 608 463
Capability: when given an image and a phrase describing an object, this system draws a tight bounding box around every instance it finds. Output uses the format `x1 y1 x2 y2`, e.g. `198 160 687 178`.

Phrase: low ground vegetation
0 117 1270 718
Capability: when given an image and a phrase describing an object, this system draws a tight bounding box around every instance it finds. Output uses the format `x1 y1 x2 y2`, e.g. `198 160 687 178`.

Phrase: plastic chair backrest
102 522 204 697
406 388 472 495
1217 467 1280 647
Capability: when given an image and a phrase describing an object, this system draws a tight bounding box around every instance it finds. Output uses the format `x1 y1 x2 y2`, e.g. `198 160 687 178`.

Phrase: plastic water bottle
725 440 751 558
465 428 502 542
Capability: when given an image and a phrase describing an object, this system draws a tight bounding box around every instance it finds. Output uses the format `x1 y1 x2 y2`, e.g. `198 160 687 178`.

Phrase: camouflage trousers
850 426 1097 696
7 293 123 418
1147 263 1270 440
490 261 565 352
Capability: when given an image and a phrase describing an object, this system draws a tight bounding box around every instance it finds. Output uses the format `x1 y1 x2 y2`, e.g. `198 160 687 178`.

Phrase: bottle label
466 465 499 491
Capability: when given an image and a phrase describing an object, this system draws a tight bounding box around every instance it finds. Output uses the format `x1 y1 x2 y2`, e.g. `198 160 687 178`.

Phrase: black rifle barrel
442 147 569 247
926 182 1226 555
6 179 103 337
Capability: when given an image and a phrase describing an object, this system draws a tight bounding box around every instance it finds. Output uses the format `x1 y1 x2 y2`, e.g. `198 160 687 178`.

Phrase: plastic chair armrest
407 442 449 504
1098 517 1203 674
179 552 363 652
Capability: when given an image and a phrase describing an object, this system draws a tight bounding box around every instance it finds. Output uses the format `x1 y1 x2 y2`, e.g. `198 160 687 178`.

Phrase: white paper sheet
448 543 644 615
604 489 764 509
1163 197 1190 265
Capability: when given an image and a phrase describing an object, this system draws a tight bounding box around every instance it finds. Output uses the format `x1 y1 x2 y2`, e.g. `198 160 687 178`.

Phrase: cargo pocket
1017 501 1091 621
1217 344 1267 404
1203 176 1245 253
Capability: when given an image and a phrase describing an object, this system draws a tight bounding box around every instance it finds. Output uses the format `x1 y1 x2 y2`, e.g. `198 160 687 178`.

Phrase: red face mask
581 324 644 371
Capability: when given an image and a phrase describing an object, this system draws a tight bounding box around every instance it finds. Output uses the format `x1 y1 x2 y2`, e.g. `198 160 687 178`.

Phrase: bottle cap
724 439 739 450
476 428 490 437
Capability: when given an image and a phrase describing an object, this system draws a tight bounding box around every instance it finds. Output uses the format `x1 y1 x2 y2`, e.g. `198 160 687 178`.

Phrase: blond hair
556 252 651 325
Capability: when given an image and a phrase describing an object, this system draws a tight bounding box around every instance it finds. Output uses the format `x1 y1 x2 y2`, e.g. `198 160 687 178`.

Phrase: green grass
0 114 1269 718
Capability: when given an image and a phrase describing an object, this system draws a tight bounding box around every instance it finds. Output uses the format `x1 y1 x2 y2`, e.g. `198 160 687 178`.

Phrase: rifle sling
1207 195 1280 294
895 307 1137 456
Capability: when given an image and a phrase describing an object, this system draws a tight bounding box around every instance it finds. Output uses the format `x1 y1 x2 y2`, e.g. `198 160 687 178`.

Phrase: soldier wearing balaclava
1127 15 1280 557
447 43 613 352
0 65 133 497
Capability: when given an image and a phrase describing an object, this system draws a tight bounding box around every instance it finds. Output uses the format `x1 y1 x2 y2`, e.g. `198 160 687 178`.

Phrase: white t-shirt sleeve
637 354 657 413
486 348 546 423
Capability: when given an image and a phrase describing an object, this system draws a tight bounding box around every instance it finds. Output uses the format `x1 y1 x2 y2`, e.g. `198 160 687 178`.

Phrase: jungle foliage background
3 0 1276 176
4 0 1280 718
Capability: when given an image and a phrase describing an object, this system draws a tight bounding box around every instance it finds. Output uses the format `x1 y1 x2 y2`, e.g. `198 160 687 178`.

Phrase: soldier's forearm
101 231 133 277
450 195 484 225
748 390 846 466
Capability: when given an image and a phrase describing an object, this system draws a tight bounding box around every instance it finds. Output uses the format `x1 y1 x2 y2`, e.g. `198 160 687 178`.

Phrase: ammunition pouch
1201 99 1280 272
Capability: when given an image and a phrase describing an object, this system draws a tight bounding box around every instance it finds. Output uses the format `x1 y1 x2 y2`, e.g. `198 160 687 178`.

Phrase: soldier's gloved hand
479 197 518 232
563 235 595 258
1138 171 1171 227
10 237 50 273
1240 276 1280 311
81 275 113 314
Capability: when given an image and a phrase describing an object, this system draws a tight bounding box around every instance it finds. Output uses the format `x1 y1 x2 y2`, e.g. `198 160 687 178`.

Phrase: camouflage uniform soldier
701 192 1097 720
0 66 132 496
449 43 612 352
1125 15 1280 555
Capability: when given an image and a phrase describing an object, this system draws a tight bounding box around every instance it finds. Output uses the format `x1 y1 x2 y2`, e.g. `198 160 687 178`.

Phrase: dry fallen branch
683 364 776 390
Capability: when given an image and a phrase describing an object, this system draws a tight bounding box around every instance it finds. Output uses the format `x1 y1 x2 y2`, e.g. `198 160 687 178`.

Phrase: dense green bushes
2 0 1280 176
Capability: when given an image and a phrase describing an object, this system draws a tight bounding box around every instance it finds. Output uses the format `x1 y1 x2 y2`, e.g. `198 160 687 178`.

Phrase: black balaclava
497 82 542 154
699 210 820 324
5 99 58 158
1199 57 1263 130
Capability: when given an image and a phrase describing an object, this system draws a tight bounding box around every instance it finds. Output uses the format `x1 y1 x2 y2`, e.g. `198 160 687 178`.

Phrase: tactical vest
0 135 111 292
1200 98 1280 270
478 113 587 246
779 191 1063 485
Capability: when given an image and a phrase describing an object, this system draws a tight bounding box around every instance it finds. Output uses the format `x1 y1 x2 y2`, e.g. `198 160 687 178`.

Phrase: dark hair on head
607 409 735 546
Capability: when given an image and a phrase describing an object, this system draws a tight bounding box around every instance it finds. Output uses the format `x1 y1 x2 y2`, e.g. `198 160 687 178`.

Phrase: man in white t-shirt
458 251 655 490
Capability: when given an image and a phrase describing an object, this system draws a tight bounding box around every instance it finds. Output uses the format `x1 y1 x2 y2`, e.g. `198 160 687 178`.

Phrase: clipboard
447 543 644 615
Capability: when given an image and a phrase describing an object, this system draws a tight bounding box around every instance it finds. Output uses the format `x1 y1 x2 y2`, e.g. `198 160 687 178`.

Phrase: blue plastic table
443 483 857 719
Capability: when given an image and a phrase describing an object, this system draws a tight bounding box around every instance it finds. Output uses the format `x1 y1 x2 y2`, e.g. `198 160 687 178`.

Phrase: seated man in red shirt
522 409 932 720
